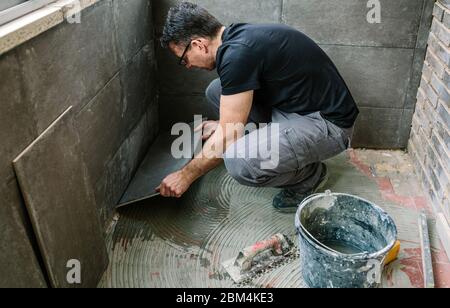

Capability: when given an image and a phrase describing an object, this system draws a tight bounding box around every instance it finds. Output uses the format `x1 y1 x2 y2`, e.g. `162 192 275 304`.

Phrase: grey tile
154 0 281 35
321 45 414 109
138 99 160 167
76 44 157 186
0 50 38 181
283 0 423 48
94 135 135 224
93 101 159 226
120 43 157 135
404 48 427 109
0 179 47 288
352 107 404 149
13 107 108 288
146 97 161 147
118 121 202 207
416 0 436 49
16 0 120 134
159 94 218 130
75 76 124 185
113 0 153 66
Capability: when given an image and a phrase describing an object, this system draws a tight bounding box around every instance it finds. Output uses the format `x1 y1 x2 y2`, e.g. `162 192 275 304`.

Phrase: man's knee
205 78 221 105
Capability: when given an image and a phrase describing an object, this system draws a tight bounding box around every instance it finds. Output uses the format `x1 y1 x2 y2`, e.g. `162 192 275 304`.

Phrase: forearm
182 124 240 182
182 156 222 183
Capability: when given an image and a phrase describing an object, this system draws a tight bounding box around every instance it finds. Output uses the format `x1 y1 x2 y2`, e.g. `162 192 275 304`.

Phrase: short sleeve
217 44 261 96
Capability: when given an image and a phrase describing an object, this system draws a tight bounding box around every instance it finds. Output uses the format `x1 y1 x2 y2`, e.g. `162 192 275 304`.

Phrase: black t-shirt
216 23 359 128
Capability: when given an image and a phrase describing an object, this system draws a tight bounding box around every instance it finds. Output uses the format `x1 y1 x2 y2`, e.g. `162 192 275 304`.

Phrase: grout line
76 70 121 115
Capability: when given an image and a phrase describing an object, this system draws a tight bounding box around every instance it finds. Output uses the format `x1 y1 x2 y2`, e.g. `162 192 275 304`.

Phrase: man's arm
157 90 254 198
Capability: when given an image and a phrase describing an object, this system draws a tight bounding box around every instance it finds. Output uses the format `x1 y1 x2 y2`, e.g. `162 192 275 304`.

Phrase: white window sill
0 0 99 56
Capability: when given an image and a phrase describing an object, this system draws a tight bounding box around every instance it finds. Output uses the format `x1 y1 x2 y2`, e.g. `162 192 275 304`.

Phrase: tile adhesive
100 153 409 288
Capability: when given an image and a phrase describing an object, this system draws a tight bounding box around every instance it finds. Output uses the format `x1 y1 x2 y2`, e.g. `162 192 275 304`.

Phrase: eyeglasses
178 41 192 66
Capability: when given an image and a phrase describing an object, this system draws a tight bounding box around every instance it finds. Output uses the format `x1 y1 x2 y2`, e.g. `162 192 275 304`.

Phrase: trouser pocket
284 112 349 167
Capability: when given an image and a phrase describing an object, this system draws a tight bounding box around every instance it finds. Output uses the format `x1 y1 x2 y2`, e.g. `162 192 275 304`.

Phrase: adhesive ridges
100 164 304 287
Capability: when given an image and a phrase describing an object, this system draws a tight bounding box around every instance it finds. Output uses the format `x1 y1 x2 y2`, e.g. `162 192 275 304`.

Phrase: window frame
0 0 56 26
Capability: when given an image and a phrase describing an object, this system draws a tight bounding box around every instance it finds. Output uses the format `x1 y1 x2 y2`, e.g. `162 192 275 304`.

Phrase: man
156 2 359 212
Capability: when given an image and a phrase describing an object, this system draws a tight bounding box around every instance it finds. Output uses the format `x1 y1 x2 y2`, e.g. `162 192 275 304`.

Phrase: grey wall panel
16 0 120 134
0 49 47 289
0 179 47 288
94 100 159 222
417 0 437 49
120 44 157 134
113 0 154 66
283 0 423 48
405 48 427 109
13 107 108 288
76 44 157 190
352 107 404 149
159 94 218 130
75 76 124 185
0 50 37 181
154 0 282 35
321 45 415 109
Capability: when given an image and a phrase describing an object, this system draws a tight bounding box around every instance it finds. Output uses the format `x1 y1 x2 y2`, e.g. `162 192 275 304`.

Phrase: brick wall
409 0 450 252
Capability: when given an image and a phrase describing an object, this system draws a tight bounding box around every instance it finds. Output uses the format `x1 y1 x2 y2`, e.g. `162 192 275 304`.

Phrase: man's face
169 39 215 71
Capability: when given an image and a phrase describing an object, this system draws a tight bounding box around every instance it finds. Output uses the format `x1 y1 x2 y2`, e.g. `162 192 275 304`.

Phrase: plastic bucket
295 191 397 288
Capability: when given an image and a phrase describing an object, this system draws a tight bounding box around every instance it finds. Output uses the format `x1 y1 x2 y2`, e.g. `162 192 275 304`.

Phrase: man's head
160 2 223 71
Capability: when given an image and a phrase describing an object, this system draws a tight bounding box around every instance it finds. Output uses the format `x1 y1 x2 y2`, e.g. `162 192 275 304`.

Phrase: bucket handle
299 190 333 208
299 192 322 208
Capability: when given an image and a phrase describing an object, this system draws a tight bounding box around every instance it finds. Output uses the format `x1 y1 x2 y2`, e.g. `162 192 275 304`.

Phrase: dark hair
160 2 223 49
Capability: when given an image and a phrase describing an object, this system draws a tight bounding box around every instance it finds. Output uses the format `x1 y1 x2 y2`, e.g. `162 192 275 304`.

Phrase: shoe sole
275 164 329 214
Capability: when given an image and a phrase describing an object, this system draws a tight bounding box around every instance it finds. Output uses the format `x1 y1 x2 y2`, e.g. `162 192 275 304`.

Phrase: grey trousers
205 78 354 193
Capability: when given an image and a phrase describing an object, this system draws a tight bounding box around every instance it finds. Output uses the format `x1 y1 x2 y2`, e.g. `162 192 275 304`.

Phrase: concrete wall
0 0 158 287
409 0 450 239
154 0 435 149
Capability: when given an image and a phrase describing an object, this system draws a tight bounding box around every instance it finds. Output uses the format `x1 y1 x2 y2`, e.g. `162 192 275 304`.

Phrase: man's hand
195 120 219 140
156 169 195 198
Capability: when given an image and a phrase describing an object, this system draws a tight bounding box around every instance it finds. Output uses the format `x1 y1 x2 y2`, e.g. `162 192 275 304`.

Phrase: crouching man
157 2 359 212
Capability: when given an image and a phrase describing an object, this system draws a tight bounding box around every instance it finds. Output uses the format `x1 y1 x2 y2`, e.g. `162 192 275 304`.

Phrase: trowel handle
244 234 285 257
236 234 286 271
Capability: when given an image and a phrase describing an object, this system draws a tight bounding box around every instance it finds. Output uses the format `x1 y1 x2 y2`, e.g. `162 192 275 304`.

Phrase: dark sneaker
272 163 329 213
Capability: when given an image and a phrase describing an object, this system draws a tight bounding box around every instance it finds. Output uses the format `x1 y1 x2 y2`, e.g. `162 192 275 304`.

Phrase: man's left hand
156 169 194 198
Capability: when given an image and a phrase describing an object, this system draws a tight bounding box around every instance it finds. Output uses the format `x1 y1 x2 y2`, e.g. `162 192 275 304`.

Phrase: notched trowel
222 234 295 283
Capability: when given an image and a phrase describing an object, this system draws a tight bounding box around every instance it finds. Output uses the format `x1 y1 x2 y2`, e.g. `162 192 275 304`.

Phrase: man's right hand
194 120 220 140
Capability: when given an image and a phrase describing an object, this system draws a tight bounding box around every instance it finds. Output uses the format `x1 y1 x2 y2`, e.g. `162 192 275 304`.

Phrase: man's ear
192 38 208 52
